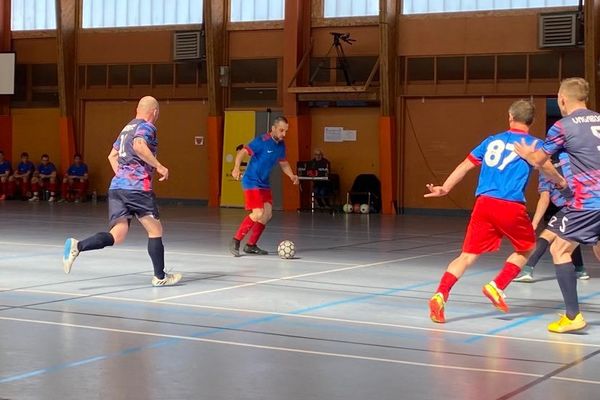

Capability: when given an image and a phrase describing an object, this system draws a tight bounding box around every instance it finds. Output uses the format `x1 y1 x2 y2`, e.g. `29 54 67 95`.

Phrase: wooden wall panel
83 100 209 200
13 38 58 63
11 108 61 170
402 97 547 212
310 107 380 197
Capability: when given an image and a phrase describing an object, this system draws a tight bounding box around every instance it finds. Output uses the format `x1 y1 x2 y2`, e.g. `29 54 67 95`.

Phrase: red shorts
463 195 535 254
243 188 272 210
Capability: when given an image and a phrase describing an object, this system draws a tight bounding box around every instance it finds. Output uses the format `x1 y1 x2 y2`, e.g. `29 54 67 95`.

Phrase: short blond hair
559 78 589 102
509 99 535 126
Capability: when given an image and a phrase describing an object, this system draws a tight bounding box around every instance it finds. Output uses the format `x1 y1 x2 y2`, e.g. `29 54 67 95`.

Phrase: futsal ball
353 203 361 213
360 204 369 214
278 240 296 259
343 203 353 213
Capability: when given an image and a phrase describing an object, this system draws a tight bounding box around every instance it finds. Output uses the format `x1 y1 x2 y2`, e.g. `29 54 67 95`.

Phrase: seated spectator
310 148 331 208
60 153 89 202
8 152 35 200
0 150 11 201
30 153 57 202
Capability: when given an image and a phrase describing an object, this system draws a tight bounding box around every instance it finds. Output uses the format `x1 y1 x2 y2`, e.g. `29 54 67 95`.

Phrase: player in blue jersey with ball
425 99 564 323
62 96 181 287
230 116 299 256
516 78 600 333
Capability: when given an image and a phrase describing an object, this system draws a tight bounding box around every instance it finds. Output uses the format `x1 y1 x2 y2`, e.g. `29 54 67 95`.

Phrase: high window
82 0 202 29
230 0 284 22
324 0 378 17
11 0 56 31
403 0 580 15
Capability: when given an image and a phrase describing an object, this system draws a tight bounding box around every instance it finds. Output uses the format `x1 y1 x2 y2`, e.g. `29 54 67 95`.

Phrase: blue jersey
469 129 540 202
109 118 157 192
37 162 56 176
17 161 35 175
538 152 573 208
0 160 10 175
67 163 88 177
542 108 600 210
242 133 286 189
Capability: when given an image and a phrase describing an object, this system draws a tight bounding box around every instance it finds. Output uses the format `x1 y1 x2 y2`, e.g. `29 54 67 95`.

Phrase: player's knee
251 209 264 220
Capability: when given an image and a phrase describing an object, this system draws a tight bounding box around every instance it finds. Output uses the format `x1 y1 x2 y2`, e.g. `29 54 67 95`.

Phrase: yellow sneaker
482 281 509 313
548 313 587 333
429 292 446 323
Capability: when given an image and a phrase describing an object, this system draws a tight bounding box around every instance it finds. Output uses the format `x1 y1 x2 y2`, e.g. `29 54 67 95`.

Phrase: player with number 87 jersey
423 99 564 324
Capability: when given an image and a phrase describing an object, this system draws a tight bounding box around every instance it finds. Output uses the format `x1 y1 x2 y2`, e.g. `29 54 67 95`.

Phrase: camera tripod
309 32 355 86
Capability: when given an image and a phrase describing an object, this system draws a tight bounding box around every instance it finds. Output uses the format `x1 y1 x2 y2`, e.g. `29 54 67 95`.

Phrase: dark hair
74 153 82 158
41 154 49 159
272 116 288 126
0 150 3 155
21 152 28 157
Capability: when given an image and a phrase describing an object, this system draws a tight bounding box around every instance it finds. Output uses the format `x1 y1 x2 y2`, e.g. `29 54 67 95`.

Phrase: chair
346 174 381 213
311 173 340 213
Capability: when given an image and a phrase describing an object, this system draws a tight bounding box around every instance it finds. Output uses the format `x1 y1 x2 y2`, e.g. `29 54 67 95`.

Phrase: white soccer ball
343 203 353 213
360 203 369 214
278 240 296 259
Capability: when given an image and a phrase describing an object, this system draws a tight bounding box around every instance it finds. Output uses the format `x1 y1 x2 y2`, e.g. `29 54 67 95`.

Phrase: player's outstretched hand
157 165 169 181
424 184 448 197
291 175 299 185
513 138 537 159
232 168 241 181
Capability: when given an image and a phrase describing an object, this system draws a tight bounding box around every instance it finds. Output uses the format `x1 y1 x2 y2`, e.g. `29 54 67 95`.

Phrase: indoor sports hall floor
0 202 599 400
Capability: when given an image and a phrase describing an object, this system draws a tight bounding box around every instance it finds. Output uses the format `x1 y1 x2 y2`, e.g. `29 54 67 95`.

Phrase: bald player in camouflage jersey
62 96 181 286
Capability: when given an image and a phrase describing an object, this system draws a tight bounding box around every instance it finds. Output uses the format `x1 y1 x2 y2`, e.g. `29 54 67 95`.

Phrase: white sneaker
29 196 39 202
63 238 80 274
48 196 55 202
152 272 182 287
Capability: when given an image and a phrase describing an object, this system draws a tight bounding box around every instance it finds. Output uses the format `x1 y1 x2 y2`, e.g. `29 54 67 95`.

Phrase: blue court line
463 289 600 344
0 267 535 384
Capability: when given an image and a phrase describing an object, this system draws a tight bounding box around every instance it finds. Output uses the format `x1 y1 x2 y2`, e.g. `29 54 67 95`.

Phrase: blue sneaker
63 238 79 274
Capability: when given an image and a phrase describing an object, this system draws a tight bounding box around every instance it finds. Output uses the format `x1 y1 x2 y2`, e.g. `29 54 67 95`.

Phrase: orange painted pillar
0 115 12 157
207 115 224 207
59 117 76 173
282 115 310 211
379 116 397 214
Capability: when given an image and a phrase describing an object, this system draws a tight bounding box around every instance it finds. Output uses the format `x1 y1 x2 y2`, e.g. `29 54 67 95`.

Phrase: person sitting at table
310 148 331 208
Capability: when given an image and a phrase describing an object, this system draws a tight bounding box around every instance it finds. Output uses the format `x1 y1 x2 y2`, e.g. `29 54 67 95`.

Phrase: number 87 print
484 139 522 170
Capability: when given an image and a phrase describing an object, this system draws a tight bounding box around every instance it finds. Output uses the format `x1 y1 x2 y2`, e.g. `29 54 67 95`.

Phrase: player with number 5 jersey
515 78 600 333
423 99 564 324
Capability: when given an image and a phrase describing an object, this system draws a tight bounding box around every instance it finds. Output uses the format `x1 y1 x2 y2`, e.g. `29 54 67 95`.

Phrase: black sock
148 237 165 279
555 262 580 319
77 232 115 252
572 246 584 271
526 237 550 269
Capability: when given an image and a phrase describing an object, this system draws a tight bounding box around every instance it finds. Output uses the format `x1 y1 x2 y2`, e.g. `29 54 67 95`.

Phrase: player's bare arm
424 158 477 198
132 137 169 181
279 161 299 185
232 147 250 180
531 191 550 230
107 148 119 175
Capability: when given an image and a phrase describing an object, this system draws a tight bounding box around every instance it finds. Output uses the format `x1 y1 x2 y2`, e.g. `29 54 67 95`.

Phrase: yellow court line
1 315 599 386
3 287 600 349
151 249 461 302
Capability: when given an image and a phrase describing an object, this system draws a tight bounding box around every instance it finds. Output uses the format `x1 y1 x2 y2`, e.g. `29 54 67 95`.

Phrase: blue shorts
547 207 600 245
108 189 159 227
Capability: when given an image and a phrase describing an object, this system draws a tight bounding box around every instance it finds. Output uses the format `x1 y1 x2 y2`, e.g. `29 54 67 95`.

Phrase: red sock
234 216 255 241
247 222 266 246
435 272 458 302
493 262 521 290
